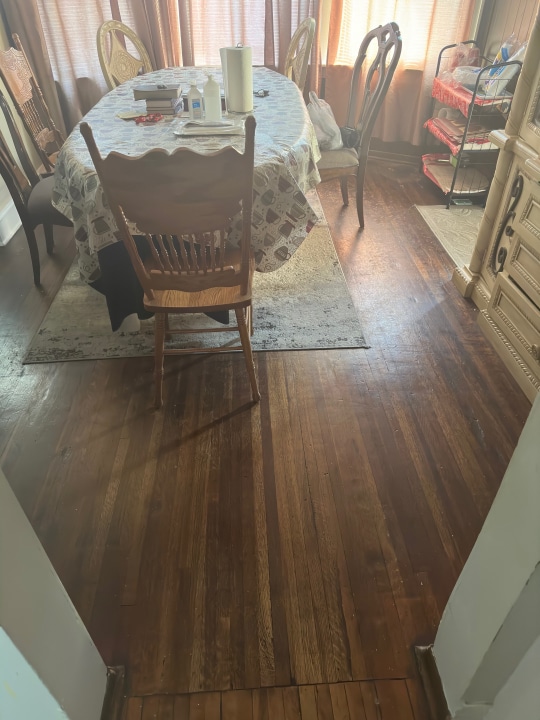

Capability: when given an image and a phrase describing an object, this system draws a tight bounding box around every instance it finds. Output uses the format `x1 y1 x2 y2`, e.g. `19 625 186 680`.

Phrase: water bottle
203 74 222 121
187 81 203 120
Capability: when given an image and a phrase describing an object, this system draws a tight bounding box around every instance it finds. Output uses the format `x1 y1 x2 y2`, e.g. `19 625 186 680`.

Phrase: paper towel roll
220 46 253 113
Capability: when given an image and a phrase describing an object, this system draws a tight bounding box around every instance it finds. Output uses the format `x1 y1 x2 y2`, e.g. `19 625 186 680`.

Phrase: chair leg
23 223 41 285
154 312 166 409
339 177 349 206
356 157 368 229
235 306 260 402
44 224 55 255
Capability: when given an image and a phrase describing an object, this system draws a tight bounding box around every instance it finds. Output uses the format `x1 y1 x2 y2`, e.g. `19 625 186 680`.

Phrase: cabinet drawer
488 274 540 368
508 234 540 309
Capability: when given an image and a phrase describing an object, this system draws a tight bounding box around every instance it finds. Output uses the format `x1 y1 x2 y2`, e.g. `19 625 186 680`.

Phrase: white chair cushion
317 147 358 171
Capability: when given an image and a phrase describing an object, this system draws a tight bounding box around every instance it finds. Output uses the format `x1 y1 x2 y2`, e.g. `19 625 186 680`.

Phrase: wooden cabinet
453 20 540 402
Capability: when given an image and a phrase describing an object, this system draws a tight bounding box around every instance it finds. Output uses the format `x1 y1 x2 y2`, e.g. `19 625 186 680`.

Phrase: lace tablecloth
52 67 321 284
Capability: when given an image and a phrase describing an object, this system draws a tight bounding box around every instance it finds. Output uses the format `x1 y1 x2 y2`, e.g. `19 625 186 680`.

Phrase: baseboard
369 149 421 166
414 645 451 720
452 265 479 298
100 666 125 720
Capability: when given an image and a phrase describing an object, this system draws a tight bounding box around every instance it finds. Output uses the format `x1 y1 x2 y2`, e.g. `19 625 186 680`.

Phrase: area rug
24 216 368 363
415 204 483 268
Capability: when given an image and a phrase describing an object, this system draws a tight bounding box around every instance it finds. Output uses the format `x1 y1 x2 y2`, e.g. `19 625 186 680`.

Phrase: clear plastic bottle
203 74 222 122
187 81 203 120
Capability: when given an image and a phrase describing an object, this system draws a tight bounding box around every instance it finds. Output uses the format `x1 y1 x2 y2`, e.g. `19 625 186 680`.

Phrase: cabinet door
508 171 540 310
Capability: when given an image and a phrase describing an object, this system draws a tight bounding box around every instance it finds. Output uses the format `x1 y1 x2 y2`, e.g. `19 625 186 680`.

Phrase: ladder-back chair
0 34 65 174
97 20 154 91
0 91 72 285
79 116 260 408
284 17 316 92
317 22 402 227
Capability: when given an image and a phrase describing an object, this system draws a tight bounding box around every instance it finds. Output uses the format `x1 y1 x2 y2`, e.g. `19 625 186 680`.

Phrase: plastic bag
490 34 519 71
307 91 343 151
340 126 360 148
447 43 480 72
452 65 484 91
483 41 526 97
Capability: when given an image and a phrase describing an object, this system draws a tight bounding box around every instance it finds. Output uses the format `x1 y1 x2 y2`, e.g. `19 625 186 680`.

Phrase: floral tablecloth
52 67 321 284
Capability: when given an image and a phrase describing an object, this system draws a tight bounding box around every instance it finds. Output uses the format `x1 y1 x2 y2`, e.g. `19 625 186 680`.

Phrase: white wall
484 633 540 720
0 179 21 246
433 394 540 719
0 629 69 720
0 470 108 720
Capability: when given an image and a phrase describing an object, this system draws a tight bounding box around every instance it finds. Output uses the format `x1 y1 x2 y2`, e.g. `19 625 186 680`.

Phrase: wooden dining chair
97 20 154 91
317 22 402 228
0 91 72 285
79 116 260 408
284 17 316 92
0 34 65 175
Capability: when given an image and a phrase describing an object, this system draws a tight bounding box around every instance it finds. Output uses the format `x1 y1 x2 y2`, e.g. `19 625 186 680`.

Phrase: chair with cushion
79 116 260 408
317 22 402 228
97 20 154 91
284 17 316 92
0 91 72 285
0 34 65 174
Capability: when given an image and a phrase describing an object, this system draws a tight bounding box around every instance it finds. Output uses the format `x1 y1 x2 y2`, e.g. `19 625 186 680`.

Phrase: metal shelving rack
422 41 522 208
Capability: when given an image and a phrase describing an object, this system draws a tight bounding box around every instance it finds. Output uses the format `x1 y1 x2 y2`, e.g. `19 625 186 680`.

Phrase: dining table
52 66 321 329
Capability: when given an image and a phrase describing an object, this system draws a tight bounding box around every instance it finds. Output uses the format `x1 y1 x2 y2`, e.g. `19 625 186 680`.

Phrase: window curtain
323 0 475 145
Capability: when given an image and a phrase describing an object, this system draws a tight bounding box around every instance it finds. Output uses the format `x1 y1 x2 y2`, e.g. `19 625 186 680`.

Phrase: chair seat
317 147 359 171
143 248 254 313
28 175 72 226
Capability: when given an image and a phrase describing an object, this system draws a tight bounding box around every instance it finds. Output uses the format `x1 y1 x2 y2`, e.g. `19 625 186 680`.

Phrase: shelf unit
423 42 522 208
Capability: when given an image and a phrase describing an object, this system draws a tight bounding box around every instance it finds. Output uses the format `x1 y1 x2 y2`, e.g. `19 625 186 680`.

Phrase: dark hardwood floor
0 161 531 719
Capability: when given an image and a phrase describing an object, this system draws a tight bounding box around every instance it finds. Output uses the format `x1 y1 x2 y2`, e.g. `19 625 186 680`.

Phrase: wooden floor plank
221 688 253 720
375 680 416 720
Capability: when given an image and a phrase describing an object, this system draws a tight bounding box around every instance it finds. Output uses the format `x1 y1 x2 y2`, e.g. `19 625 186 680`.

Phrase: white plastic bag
452 65 483 91
307 91 343 151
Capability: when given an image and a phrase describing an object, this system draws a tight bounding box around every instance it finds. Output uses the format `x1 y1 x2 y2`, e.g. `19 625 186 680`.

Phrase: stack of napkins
174 119 245 136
